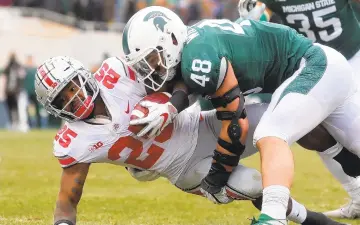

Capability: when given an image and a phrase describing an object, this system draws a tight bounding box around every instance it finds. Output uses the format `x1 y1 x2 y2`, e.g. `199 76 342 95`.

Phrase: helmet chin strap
74 96 94 119
166 66 176 81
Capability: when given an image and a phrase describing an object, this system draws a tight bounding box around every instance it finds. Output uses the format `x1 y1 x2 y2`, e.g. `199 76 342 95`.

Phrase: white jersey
53 57 201 183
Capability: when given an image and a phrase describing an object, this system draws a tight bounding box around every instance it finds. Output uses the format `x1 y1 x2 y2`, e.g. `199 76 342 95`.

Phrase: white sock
343 177 360 202
317 142 360 200
261 185 290 221
317 142 354 184
287 198 307 223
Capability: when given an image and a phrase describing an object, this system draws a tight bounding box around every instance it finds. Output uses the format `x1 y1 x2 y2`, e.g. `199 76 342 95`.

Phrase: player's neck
92 95 110 118
83 95 112 126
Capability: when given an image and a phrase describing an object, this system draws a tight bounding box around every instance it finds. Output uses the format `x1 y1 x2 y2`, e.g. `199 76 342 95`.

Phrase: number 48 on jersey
190 59 211 87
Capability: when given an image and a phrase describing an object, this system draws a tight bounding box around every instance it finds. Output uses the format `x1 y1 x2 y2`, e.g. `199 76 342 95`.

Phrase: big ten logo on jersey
89 141 104 152
55 125 78 148
107 124 174 170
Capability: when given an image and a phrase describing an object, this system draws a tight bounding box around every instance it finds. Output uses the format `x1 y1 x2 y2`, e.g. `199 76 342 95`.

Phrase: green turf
0 130 354 225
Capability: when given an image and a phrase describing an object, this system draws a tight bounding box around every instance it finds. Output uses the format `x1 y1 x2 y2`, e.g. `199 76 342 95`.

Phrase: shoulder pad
104 57 137 81
53 123 79 168
53 122 108 168
93 57 138 89
181 36 227 95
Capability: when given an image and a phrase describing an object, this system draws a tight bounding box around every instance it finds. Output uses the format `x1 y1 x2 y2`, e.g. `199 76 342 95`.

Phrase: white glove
126 167 161 182
238 0 257 18
238 0 266 20
129 101 178 138
200 186 234 204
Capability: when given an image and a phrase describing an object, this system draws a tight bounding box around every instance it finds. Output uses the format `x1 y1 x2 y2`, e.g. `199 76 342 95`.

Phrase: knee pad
126 167 161 182
225 164 263 200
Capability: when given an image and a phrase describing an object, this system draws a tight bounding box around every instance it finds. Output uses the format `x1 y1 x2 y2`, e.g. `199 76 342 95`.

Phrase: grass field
0 130 355 225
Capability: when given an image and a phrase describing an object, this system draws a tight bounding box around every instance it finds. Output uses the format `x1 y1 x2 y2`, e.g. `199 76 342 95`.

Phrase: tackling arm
131 78 190 138
169 80 189 113
54 163 90 225
200 60 249 197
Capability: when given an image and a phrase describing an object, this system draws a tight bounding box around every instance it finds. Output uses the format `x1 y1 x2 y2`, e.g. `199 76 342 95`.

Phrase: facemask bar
128 48 172 91
49 69 98 122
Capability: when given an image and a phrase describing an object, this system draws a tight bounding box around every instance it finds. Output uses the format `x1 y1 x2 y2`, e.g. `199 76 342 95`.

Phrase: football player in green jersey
121 6 360 225
238 0 360 65
238 0 360 219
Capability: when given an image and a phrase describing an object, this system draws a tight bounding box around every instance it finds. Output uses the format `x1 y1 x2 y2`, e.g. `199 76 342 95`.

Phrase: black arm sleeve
170 90 189 113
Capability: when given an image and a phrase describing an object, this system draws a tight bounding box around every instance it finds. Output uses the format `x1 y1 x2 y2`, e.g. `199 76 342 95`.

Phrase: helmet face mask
129 48 174 91
50 72 96 121
35 56 99 122
122 6 187 91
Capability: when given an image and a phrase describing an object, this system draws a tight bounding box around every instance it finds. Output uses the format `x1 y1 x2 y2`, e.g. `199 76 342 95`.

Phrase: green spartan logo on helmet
143 11 171 32
122 11 171 55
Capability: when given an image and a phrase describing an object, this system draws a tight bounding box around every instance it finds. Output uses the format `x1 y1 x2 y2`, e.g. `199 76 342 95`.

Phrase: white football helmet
122 6 187 91
35 56 99 122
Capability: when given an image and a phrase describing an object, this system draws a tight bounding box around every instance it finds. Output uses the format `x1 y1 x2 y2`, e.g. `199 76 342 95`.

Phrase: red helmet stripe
38 65 57 88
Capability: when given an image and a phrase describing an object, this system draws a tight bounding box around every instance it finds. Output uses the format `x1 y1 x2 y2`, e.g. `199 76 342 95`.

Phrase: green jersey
181 19 313 95
352 1 360 21
261 0 360 59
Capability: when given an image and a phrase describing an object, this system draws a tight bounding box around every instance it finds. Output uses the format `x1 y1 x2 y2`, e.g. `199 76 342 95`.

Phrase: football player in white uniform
35 56 345 225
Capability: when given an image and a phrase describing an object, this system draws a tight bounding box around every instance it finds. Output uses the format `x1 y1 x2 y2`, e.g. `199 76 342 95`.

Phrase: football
128 92 172 136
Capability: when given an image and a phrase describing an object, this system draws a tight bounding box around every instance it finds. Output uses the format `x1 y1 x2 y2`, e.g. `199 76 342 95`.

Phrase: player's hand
238 0 257 18
200 179 233 204
129 101 178 138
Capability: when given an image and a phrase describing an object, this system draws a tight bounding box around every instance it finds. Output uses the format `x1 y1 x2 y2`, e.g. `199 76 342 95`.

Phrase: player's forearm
54 200 77 225
170 90 189 113
169 81 189 113
215 97 249 171
54 164 88 225
216 97 248 148
216 122 249 172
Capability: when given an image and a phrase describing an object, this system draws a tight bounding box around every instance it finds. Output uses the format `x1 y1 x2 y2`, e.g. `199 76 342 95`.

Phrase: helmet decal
143 11 171 32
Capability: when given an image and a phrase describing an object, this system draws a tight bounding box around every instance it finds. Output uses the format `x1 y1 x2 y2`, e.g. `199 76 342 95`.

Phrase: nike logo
125 101 130 114
160 113 169 129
